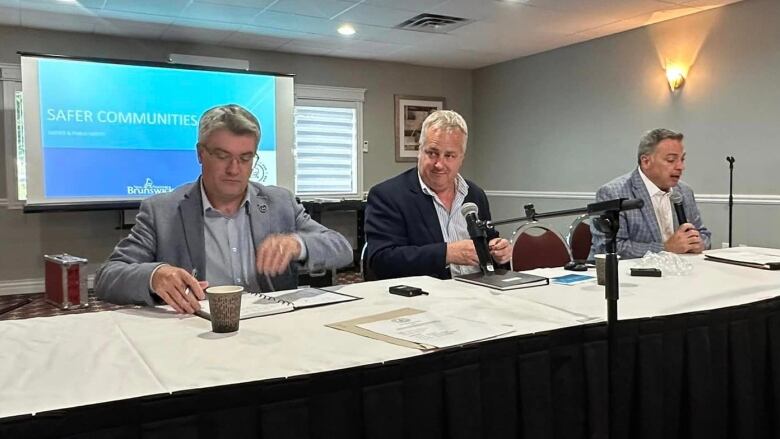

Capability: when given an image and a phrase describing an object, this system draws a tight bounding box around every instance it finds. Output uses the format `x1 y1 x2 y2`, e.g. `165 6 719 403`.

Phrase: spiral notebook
196 287 360 320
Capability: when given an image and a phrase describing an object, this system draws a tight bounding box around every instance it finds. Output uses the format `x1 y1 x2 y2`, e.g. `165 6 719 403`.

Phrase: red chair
511 222 572 271
566 214 592 262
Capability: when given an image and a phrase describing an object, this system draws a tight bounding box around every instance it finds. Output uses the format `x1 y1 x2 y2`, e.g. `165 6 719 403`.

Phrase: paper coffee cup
205 285 244 333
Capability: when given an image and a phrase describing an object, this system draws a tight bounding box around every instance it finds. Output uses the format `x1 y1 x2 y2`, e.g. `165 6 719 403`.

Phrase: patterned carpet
0 268 365 321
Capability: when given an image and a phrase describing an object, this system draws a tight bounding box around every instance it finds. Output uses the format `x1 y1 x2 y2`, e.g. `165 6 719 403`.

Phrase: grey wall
471 0 780 249
0 25 472 282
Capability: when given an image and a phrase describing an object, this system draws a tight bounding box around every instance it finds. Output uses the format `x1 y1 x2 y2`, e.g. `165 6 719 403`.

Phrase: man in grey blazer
95 104 353 313
590 128 711 259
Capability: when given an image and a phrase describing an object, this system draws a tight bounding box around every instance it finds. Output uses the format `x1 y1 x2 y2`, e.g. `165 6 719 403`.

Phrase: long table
2 255 780 438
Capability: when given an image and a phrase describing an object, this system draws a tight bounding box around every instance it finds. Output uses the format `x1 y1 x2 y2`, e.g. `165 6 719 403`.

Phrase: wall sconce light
665 64 686 92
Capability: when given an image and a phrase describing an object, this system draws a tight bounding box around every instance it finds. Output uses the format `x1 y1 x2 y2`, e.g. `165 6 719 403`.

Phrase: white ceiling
0 0 744 69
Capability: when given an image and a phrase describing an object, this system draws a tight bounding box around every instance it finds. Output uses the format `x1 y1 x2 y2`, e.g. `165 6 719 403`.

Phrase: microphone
620 198 645 212
587 198 644 216
670 189 687 225
460 202 494 273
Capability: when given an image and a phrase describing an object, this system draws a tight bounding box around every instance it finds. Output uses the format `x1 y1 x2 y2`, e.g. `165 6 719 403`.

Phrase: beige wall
0 25 472 282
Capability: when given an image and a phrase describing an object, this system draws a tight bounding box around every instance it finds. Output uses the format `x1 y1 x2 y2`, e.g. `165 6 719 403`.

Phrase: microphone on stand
461 202 494 274
670 189 688 225
726 156 735 247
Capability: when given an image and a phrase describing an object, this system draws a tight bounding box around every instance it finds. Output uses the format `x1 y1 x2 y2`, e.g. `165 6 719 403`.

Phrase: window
294 104 357 195
294 85 365 198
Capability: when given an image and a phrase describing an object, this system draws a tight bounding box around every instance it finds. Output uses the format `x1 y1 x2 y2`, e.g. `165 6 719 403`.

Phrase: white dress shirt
638 168 674 242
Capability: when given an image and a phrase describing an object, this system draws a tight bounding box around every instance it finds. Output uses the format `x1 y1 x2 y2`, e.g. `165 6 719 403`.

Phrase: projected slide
36 58 277 198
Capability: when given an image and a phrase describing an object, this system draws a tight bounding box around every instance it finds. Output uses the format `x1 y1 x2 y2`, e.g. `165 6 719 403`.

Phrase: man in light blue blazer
590 128 711 259
95 105 353 313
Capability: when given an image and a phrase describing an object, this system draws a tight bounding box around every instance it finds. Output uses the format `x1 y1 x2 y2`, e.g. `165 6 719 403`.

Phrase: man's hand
488 238 512 264
151 265 207 314
256 234 302 276
664 223 704 254
446 240 480 266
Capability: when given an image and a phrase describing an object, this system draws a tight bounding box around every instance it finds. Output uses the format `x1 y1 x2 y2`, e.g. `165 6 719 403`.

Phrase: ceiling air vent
395 13 472 34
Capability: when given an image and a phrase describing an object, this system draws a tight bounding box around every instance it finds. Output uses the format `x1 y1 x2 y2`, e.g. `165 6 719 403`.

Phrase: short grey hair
198 104 261 147
418 110 468 152
637 128 683 164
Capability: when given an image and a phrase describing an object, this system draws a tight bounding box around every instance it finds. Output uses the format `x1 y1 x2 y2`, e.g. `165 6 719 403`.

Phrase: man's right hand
664 224 703 254
446 240 480 266
151 265 207 314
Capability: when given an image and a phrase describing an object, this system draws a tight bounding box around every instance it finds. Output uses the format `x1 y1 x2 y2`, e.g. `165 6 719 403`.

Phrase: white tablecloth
2 255 779 419
0 312 166 417
514 254 780 321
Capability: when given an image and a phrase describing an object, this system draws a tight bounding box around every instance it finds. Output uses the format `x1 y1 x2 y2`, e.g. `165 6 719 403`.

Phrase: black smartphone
630 267 662 277
389 285 428 297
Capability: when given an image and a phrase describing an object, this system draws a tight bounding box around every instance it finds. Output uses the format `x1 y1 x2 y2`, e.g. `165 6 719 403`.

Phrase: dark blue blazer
365 167 497 280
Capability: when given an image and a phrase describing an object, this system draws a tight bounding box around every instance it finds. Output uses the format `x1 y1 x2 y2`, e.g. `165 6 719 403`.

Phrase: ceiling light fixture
338 24 356 36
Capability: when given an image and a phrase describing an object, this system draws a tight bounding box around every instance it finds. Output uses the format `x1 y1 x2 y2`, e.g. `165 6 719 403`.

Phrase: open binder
196 287 360 320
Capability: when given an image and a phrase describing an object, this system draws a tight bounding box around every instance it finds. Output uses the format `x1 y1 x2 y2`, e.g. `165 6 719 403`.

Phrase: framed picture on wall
394 95 446 162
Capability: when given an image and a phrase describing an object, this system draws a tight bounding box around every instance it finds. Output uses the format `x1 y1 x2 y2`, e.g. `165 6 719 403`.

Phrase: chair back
360 242 376 281
511 222 571 271
566 214 592 262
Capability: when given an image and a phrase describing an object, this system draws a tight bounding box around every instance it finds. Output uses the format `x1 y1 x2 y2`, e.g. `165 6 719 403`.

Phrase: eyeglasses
199 143 257 167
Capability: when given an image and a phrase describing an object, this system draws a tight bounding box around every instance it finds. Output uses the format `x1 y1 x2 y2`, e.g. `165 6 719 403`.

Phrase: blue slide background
38 58 277 198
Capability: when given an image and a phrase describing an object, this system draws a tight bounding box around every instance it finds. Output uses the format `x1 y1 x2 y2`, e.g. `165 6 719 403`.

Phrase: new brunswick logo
252 162 268 182
127 178 173 195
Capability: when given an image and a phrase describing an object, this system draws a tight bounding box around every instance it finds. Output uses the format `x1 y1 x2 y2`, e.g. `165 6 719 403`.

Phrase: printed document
356 312 513 349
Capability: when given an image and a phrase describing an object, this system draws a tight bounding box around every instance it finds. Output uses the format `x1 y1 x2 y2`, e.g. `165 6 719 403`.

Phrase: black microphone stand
591 211 620 339
482 197 641 439
465 212 495 275
591 208 622 439
485 198 641 331
727 156 735 248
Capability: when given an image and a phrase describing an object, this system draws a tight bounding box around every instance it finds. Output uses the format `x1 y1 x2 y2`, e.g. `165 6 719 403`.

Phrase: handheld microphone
670 189 687 225
460 202 494 273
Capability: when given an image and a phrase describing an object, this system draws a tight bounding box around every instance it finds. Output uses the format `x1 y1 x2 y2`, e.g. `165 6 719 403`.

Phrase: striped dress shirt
418 173 481 276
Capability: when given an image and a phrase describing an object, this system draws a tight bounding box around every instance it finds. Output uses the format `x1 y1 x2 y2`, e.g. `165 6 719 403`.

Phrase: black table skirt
4 296 780 439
